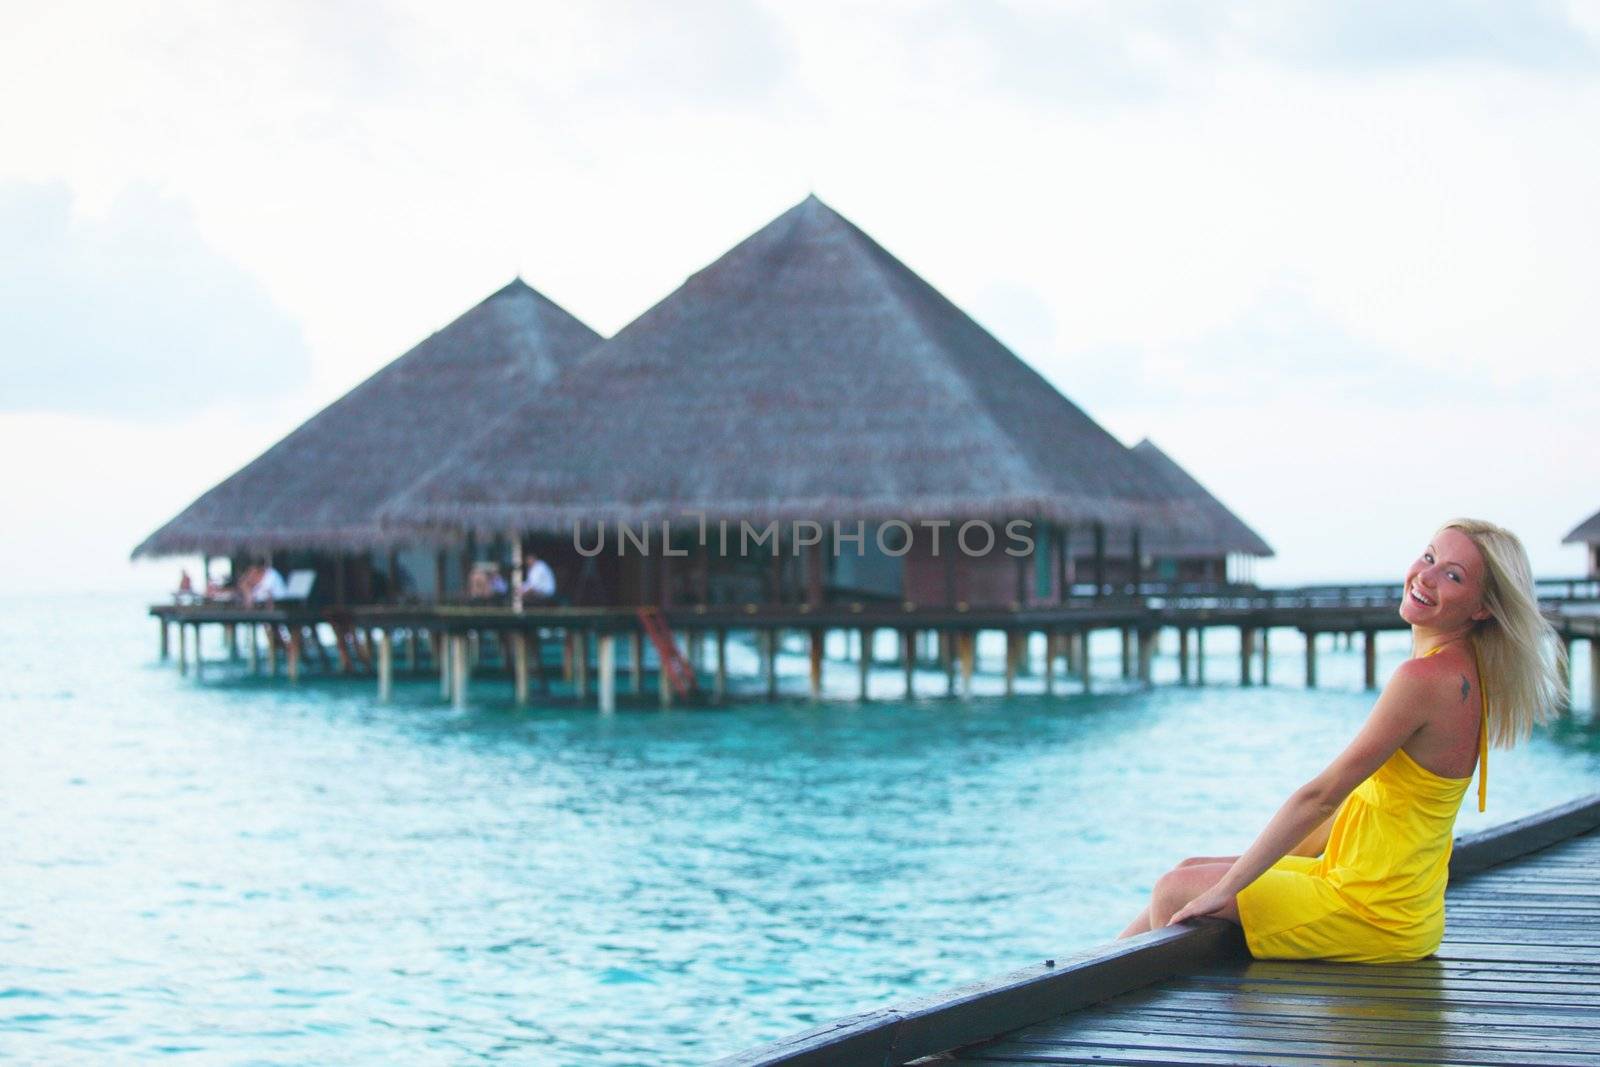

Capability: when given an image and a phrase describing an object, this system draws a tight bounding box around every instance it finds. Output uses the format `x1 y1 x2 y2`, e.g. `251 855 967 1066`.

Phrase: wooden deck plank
947 826 1600 1066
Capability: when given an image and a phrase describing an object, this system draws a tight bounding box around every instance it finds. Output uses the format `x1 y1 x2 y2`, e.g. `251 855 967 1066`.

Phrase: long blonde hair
1442 518 1567 747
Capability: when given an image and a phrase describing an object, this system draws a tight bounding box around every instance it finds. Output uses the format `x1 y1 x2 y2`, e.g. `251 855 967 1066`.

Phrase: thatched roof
1127 439 1273 558
378 196 1217 540
132 279 602 557
1563 509 1600 545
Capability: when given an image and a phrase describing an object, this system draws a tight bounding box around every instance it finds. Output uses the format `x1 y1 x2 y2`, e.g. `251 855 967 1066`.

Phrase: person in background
251 563 287 607
176 569 194 598
521 552 557 604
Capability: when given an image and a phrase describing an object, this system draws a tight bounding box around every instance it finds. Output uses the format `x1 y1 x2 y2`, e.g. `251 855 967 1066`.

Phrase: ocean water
4 595 1598 1066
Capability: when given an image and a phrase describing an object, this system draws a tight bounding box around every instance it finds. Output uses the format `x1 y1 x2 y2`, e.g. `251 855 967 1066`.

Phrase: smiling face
1400 527 1493 630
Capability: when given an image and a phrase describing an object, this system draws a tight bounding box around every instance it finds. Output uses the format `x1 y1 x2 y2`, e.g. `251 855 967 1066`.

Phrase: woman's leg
1119 862 1242 938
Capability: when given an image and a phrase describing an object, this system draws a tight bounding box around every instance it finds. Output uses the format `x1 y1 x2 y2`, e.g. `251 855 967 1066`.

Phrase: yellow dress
1235 642 1489 963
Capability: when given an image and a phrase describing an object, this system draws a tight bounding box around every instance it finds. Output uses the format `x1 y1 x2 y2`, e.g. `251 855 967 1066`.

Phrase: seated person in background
251 563 287 607
176 569 195 598
205 572 231 601
521 553 557 604
467 563 495 601
489 568 508 597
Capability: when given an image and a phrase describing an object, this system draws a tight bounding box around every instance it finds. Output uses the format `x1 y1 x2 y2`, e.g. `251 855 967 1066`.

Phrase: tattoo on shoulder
1460 675 1471 703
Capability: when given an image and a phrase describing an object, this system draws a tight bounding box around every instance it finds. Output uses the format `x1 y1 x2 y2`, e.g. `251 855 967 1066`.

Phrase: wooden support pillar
177 621 189 676
406 629 418 673
1044 632 1056 695
248 623 259 674
1239 627 1254 687
858 627 873 701
377 629 393 704
1079 630 1092 693
1363 630 1378 690
510 531 524 614
266 626 280 677
226 624 238 661
1260 628 1271 687
903 630 916 699
1120 627 1133 679
714 628 727 704
809 629 825 700
439 631 452 699
1004 630 1020 696
942 631 956 696
192 624 205 680
512 633 531 710
159 619 170 661
1304 631 1318 689
574 631 589 700
658 646 673 710
1178 627 1190 684
599 633 616 715
764 629 779 700
687 629 703 674
1137 628 1155 685
1195 627 1206 686
287 627 302 684
958 631 975 698
631 631 644 695
451 634 470 709
561 631 573 684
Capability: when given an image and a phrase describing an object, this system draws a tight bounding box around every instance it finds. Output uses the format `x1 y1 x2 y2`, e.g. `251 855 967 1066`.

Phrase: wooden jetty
713 793 1600 1066
149 577 1600 712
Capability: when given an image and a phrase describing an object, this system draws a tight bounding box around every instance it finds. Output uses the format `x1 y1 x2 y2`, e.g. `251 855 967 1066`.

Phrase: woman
1119 519 1565 962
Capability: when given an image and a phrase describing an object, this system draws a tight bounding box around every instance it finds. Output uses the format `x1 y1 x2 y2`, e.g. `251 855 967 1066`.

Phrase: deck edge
712 791 1600 1067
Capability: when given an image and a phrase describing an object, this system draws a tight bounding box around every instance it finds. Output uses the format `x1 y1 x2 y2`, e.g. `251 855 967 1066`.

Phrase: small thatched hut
1096 438 1275 586
132 279 602 601
1563 509 1600 577
379 196 1217 609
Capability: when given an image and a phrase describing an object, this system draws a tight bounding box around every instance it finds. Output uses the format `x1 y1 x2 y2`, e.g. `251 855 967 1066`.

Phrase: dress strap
1471 637 1488 812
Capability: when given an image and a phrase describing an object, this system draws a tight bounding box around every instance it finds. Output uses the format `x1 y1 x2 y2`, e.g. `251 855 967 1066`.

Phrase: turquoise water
5 596 1598 1065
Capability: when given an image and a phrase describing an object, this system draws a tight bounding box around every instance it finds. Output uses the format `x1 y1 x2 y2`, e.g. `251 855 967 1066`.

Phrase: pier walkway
715 794 1600 1067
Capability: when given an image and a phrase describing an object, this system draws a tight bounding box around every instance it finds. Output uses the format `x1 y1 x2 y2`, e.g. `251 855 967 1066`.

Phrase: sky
2 0 1598 595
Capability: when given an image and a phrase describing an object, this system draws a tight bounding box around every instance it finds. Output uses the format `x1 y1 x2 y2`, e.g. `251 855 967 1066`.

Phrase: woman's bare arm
1289 813 1335 858
1168 660 1451 924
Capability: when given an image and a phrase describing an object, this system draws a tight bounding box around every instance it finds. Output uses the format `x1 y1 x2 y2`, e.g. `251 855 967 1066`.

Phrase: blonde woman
1120 519 1565 962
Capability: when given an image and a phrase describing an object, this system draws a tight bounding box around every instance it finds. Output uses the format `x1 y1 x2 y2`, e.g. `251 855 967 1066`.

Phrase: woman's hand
1167 886 1235 926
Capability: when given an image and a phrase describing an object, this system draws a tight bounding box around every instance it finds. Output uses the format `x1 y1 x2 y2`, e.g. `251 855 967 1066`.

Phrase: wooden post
1178 627 1190 684
451 634 470 709
959 631 975 698
377 629 393 704
561 631 573 684
1138 628 1155 685
574 630 589 700
1044 632 1056 695
1079 630 1092 693
226 624 238 661
1304 631 1318 689
248 623 259 674
1363 630 1378 690
658 647 673 710
631 631 644 695
193 624 203 680
903 629 916 699
1260 628 1271 687
510 531 524 614
599 633 616 715
406 629 418 673
1196 627 1206 686
943 631 957 696
159 619 170 661
809 629 824 700
439 631 451 699
1004 630 1018 696
858 627 873 701
1239 627 1253 687
1589 637 1600 714
178 621 188 676
764 629 779 700
714 628 727 704
1120 627 1133 679
511 632 529 706
287 627 302 684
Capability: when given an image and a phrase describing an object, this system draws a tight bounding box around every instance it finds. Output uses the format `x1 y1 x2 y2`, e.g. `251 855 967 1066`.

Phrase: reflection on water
4 597 1596 1065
